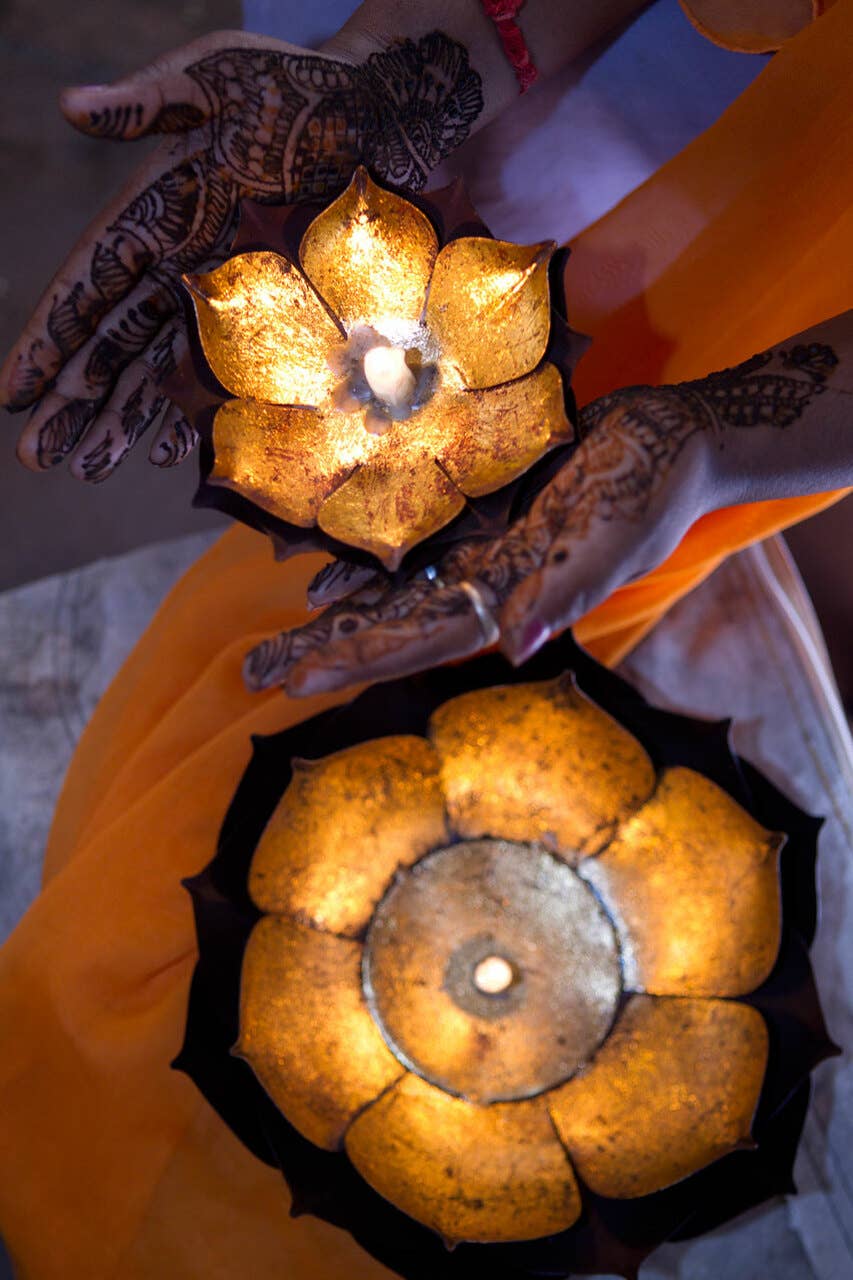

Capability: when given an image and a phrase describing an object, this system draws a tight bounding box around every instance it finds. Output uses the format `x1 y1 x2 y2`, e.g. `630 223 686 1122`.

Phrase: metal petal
299 167 439 337
439 363 571 498
249 736 449 936
345 1073 581 1243
582 768 783 996
209 398 377 527
428 677 656 858
425 236 555 389
184 251 343 404
549 995 768 1199
317 448 466 572
235 916 403 1151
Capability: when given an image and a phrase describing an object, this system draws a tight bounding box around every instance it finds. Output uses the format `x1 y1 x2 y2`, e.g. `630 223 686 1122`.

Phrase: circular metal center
363 839 623 1103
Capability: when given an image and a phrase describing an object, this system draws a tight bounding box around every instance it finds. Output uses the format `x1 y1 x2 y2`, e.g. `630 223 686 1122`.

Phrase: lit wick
473 955 515 995
363 345 416 411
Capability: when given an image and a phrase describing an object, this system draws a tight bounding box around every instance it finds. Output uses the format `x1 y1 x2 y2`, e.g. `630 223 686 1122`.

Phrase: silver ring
422 564 446 589
458 580 501 646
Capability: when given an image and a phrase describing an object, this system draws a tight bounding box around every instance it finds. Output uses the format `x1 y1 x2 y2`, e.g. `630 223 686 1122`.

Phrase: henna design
306 558 382 609
486 344 842 589
74 325 181 479
244 586 386 691
187 48 316 193
360 33 485 188
36 286 177 467
76 382 167 481
121 381 163 449
245 576 474 690
78 428 117 483
150 103 208 134
36 399 100 465
259 338 842 690
150 410 199 467
85 102 146 139
85 101 209 138
682 342 838 432
186 35 483 198
47 282 112 364
14 32 483 474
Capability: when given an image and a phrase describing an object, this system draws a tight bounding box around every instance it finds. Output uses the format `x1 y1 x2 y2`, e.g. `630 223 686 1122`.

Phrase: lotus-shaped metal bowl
171 169 588 571
177 638 835 1277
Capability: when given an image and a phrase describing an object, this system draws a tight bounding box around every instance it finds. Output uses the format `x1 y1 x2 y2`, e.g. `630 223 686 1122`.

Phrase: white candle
363 345 416 410
473 955 515 995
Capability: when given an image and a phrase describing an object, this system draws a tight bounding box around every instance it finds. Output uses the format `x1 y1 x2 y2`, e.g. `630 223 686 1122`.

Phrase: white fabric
0 532 217 943
621 539 853 1280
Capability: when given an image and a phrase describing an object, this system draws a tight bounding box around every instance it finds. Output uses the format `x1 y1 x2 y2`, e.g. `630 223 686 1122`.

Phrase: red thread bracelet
481 0 539 93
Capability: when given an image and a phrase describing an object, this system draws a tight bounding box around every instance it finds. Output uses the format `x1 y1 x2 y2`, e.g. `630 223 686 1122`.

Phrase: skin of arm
0 0 645 480
243 310 853 696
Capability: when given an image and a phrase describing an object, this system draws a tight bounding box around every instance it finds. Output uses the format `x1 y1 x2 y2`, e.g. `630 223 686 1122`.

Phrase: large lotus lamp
177 642 836 1278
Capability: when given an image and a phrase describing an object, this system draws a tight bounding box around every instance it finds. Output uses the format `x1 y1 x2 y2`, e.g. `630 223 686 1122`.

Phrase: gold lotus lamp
177 646 835 1278
172 169 587 571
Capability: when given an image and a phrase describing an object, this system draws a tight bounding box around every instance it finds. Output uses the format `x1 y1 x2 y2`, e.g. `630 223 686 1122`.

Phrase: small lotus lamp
178 646 836 1278
172 168 587 571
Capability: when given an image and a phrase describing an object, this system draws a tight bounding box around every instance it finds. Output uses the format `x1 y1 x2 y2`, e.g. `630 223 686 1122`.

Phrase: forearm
324 0 647 131
683 311 853 508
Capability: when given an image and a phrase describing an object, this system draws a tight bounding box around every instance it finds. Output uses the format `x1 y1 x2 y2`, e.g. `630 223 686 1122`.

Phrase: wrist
321 1 516 127
679 387 747 511
676 321 853 509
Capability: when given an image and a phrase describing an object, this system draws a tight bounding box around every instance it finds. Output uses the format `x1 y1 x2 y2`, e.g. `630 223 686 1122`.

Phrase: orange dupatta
1 4 852 1276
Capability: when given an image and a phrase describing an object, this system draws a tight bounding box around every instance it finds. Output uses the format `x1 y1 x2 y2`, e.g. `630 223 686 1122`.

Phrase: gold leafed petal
236 916 403 1151
249 736 449 936
440 362 571 498
429 678 656 859
185 251 342 404
426 236 554 389
582 768 783 997
317 449 466 572
549 996 768 1199
346 1073 581 1243
210 399 379 527
300 167 439 335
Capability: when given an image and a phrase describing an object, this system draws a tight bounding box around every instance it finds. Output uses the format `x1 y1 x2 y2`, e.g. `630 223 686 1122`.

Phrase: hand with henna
244 312 853 697
0 28 484 480
1 0 646 482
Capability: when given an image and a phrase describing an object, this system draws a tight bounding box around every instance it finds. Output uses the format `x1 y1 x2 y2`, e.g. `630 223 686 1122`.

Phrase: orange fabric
2 3 853 1276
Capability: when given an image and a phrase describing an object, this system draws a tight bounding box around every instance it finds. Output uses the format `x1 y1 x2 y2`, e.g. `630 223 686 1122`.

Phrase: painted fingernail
505 617 550 666
286 663 339 698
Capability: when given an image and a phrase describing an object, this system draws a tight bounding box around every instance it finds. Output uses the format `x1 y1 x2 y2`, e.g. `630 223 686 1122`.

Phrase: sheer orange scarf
1 4 852 1276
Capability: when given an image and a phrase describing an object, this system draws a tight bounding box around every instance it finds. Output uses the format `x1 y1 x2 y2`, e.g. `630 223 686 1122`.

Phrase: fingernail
286 664 335 698
505 618 550 666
